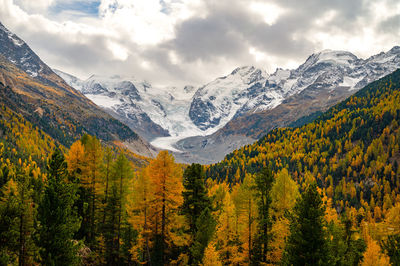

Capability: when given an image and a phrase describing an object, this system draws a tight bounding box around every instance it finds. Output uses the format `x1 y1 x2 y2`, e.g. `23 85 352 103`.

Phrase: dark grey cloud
379 14 400 33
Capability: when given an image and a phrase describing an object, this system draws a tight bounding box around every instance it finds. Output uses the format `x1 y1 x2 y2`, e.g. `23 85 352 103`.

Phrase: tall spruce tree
37 149 81 266
182 164 215 265
283 183 329 265
252 167 274 264
380 234 400 265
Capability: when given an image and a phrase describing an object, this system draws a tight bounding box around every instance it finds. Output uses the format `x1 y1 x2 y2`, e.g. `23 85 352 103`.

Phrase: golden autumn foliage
148 151 184 238
361 236 390 266
202 240 222 266
215 192 243 265
65 140 85 175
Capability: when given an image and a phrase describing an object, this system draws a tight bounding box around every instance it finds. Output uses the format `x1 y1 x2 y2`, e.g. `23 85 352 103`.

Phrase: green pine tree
182 163 215 265
380 234 400 266
252 167 274 264
327 217 366 266
103 153 133 265
37 148 81 266
283 183 329 266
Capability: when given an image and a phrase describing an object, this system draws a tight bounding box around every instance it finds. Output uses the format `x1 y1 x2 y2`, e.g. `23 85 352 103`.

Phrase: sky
0 0 399 87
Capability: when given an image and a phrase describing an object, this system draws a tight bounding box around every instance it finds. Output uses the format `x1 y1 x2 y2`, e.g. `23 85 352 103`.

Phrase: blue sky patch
49 0 101 17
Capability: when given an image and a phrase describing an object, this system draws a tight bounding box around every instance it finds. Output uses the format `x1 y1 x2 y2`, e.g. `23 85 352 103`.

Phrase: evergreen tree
82 135 103 246
252 167 274 264
103 153 133 265
327 217 366 266
37 149 81 265
181 163 215 265
283 183 329 265
0 166 36 265
380 234 400 266
103 185 120 265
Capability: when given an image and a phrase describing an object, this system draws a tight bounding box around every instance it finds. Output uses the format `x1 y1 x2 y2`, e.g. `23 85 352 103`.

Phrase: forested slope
208 69 400 214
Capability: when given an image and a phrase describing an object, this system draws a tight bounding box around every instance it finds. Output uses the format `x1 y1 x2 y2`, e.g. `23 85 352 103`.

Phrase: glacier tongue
54 46 400 154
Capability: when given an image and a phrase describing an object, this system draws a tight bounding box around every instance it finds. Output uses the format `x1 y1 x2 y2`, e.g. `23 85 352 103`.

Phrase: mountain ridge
0 22 156 157
56 45 400 163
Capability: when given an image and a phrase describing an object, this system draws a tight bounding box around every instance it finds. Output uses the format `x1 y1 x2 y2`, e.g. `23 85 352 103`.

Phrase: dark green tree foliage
252 167 274 264
37 149 81 265
15 167 36 266
103 153 133 265
380 234 400 266
328 217 366 265
0 167 37 265
0 195 19 265
103 185 120 265
283 183 329 266
182 164 215 265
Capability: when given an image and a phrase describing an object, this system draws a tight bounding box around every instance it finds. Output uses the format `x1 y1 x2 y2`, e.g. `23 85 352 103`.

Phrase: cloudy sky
0 0 399 87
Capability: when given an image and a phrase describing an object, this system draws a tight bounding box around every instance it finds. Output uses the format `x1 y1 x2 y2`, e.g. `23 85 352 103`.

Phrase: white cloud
14 0 54 13
249 1 286 26
0 0 398 87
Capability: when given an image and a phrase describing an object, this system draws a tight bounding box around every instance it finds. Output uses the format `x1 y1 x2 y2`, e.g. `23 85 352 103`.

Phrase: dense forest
1 71 400 265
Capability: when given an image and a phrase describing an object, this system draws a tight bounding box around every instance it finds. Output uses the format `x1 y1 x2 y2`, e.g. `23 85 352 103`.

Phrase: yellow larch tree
65 140 85 179
361 235 390 266
215 191 243 265
202 240 222 266
270 168 299 264
128 167 154 264
233 173 258 264
147 150 185 264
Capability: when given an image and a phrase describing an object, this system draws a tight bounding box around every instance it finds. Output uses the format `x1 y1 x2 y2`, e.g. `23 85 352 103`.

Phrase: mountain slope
206 69 400 213
0 22 155 156
207 68 400 181
176 47 400 163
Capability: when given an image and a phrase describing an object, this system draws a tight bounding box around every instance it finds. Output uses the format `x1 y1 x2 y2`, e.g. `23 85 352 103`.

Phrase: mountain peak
231 66 257 75
314 49 358 64
388 45 400 54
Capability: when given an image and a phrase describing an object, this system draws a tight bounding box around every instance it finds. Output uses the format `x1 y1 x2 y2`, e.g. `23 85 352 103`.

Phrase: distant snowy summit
55 46 400 155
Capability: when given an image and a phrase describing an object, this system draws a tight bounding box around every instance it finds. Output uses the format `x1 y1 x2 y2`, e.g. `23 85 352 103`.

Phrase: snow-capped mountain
189 66 270 130
174 47 400 163
54 70 201 142
192 48 400 131
57 46 400 163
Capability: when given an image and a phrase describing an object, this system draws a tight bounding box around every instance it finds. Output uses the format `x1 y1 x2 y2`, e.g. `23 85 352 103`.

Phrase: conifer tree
103 153 133 264
270 168 299 263
37 148 81 265
128 167 153 265
82 135 103 246
252 167 274 264
182 163 215 265
148 151 184 264
283 183 329 265
380 234 400 265
0 164 36 265
215 192 242 265
113 153 133 262
234 173 257 264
